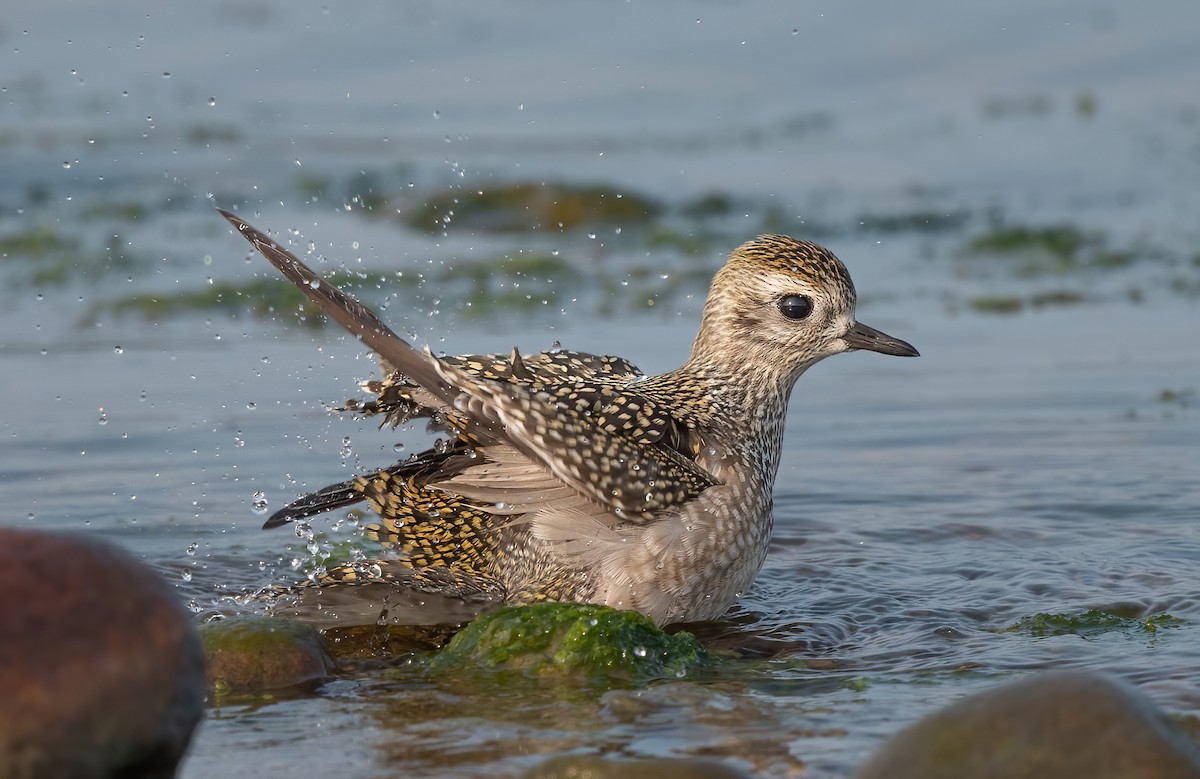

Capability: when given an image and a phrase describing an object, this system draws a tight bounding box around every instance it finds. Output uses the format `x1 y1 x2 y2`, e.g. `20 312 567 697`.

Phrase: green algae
968 289 1087 314
1007 609 1182 639
968 295 1024 314
681 191 735 219
1 227 149 287
87 277 327 327
965 223 1099 270
429 603 712 685
0 225 77 259
855 210 969 234
404 182 662 234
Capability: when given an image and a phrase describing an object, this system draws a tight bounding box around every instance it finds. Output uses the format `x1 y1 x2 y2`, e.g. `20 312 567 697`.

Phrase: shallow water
3 1 1199 776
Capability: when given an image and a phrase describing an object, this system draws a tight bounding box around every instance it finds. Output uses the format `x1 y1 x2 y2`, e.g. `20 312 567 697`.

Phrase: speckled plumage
220 211 918 624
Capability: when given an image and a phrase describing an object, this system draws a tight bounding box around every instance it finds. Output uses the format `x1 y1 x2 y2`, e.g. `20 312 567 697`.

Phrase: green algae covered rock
430 603 711 684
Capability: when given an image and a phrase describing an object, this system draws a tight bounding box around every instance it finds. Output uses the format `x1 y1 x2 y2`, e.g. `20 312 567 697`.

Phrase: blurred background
2 2 1198 777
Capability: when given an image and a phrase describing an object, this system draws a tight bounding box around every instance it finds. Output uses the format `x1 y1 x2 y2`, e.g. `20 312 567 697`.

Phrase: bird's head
688 235 918 387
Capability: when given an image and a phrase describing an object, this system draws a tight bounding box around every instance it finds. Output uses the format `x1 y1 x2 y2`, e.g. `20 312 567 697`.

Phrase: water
2 1 1199 776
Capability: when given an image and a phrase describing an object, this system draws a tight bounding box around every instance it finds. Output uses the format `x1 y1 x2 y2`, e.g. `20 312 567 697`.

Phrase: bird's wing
351 348 643 429
434 360 718 517
220 210 715 518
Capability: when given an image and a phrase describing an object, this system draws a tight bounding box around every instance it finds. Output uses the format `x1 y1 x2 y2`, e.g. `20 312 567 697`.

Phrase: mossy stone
430 603 711 684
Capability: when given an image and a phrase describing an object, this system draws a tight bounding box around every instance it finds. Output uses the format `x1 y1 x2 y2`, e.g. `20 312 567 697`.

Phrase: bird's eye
778 294 813 320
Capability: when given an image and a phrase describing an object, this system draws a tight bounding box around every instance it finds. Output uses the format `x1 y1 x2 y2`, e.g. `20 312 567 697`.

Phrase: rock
199 615 334 694
0 528 205 779
854 670 1200 779
523 755 750 779
430 602 711 684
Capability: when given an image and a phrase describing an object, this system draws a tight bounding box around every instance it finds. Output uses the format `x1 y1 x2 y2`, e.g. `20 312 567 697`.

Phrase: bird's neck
669 354 805 477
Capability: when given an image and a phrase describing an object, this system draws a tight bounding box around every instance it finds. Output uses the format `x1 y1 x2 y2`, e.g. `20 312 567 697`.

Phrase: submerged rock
524 755 749 779
0 528 204 779
853 670 1200 779
200 615 334 695
430 602 711 684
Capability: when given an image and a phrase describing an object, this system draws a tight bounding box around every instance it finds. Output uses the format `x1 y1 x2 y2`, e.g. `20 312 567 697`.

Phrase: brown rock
523 755 751 779
0 528 205 779
854 670 1200 779
200 615 334 693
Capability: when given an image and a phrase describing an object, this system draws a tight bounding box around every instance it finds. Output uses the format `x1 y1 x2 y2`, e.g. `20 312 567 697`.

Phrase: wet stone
0 528 205 779
430 602 711 685
199 615 335 695
853 670 1200 779
523 755 751 779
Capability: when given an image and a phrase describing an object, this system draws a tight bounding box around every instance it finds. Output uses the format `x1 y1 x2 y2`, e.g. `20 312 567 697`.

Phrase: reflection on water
2 1 1199 776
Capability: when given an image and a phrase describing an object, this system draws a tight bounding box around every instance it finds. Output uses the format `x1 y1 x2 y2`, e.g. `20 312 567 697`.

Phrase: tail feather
218 208 500 437
263 478 364 528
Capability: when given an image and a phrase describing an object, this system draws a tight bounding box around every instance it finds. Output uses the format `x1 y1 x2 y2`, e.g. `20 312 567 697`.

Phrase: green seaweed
79 200 149 222
969 295 1023 314
856 210 969 234
404 182 662 234
681 191 735 219
966 224 1097 264
185 124 242 145
1007 609 1182 638
0 225 78 259
88 277 330 328
1 227 148 287
429 602 712 685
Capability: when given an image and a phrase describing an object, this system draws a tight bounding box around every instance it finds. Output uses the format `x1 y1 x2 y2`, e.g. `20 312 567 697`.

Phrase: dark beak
844 321 920 357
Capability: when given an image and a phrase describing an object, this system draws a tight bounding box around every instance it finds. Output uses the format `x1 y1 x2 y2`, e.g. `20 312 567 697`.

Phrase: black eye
778 294 813 320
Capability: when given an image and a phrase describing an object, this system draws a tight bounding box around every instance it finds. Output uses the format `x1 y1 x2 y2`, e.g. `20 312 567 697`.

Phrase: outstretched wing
220 210 717 520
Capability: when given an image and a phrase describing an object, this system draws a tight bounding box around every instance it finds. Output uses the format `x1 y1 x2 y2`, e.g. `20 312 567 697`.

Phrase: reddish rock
200 615 334 693
854 670 1200 779
0 528 205 779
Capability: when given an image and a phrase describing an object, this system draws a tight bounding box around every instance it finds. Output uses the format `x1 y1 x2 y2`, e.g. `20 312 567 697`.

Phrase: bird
219 209 918 625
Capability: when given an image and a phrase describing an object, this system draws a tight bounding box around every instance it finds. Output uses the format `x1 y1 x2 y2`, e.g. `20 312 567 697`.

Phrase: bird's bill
843 321 920 357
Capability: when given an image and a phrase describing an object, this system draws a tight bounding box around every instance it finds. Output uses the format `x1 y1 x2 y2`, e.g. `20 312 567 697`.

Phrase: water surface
2 2 1198 776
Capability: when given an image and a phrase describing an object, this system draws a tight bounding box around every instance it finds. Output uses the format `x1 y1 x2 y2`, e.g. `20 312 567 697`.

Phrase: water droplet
113 345 123 354
97 407 107 425
392 442 405 453
207 96 216 107
340 436 353 459
180 569 192 583
308 279 320 289
245 401 256 410
185 543 198 557
632 645 647 657
162 71 171 78
251 490 269 515
62 161 71 169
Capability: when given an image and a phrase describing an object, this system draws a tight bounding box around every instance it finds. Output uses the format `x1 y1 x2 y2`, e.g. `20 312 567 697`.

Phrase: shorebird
219 209 917 625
